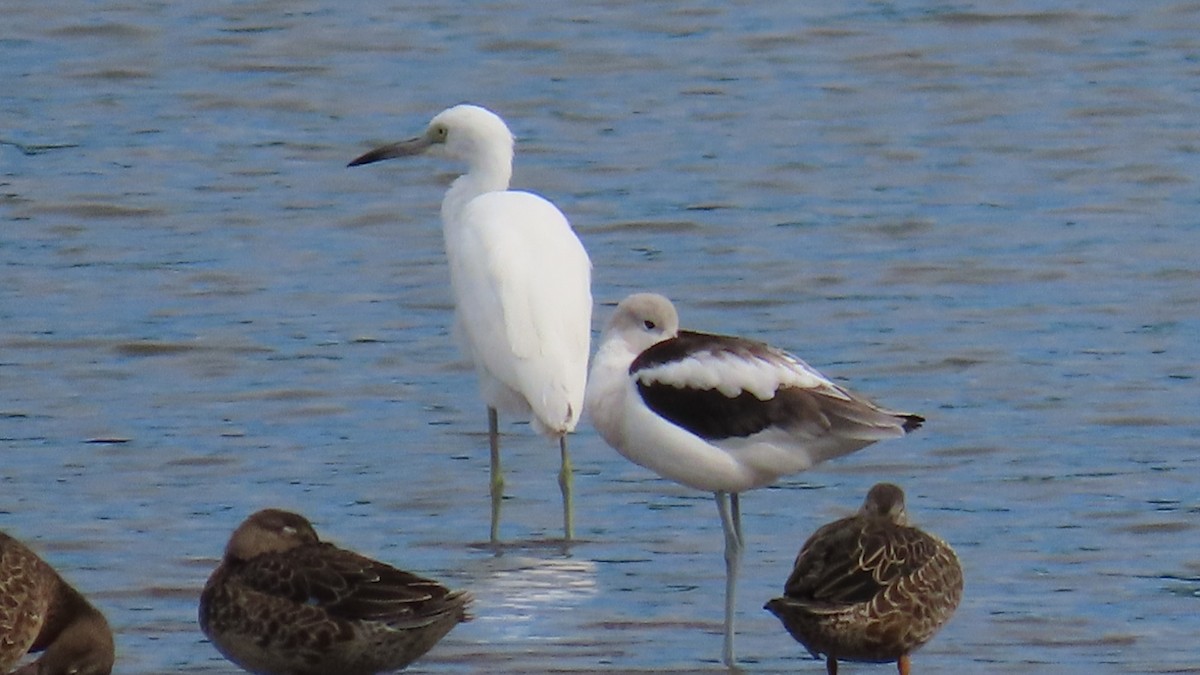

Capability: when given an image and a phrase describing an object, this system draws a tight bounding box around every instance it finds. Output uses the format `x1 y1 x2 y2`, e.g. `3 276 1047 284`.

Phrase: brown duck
199 509 472 675
765 483 963 675
0 531 114 675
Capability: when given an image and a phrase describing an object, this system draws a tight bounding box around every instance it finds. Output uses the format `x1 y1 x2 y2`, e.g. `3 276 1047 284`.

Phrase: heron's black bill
347 136 429 167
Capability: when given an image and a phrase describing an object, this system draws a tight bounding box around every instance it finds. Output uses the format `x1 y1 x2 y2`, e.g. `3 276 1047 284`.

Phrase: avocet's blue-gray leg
488 407 503 544
559 435 574 540
715 491 744 668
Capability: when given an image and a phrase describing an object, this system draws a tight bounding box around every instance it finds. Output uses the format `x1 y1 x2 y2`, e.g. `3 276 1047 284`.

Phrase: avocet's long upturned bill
585 293 923 667
349 105 592 543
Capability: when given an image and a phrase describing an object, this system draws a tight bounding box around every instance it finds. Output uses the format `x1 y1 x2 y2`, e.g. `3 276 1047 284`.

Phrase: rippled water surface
3 1 1199 673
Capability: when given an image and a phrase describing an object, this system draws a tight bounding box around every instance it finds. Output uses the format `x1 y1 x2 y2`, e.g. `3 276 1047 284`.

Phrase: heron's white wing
449 190 592 432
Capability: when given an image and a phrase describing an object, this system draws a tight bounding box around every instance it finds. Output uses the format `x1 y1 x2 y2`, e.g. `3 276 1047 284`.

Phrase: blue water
3 1 1198 672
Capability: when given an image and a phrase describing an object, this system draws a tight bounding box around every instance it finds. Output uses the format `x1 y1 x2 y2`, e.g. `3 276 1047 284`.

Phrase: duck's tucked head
224 509 320 562
603 293 680 353
21 606 115 675
860 482 909 526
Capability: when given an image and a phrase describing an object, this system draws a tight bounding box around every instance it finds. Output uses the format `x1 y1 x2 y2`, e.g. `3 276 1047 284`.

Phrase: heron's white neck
440 147 514 227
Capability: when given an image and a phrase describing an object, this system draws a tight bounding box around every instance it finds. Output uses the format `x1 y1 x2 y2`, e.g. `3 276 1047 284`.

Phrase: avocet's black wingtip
902 413 925 433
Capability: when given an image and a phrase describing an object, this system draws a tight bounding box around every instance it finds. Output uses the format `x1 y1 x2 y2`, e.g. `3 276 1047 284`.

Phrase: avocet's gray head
348 104 515 168
602 293 680 354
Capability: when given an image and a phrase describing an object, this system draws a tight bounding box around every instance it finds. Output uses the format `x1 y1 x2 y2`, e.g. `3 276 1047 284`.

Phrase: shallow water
2 1 1199 672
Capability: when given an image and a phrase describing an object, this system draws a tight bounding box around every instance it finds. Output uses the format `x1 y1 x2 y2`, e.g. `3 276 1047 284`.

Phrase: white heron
349 104 592 543
585 293 923 668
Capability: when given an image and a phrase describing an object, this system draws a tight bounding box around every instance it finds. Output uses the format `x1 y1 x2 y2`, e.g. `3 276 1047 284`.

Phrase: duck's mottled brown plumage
0 531 115 675
765 483 962 675
199 509 472 675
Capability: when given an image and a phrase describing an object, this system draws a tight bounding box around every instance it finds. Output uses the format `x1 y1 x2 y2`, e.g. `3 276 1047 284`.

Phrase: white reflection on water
468 555 600 640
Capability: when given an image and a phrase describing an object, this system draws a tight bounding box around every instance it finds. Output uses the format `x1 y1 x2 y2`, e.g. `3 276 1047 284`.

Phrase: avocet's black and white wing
632 329 923 448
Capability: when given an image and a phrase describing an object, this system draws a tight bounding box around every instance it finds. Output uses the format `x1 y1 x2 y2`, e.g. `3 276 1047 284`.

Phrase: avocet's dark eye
643 320 656 330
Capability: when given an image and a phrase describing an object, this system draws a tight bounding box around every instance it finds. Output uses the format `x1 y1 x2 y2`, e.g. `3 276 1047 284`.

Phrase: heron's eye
643 320 656 330
432 125 448 140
